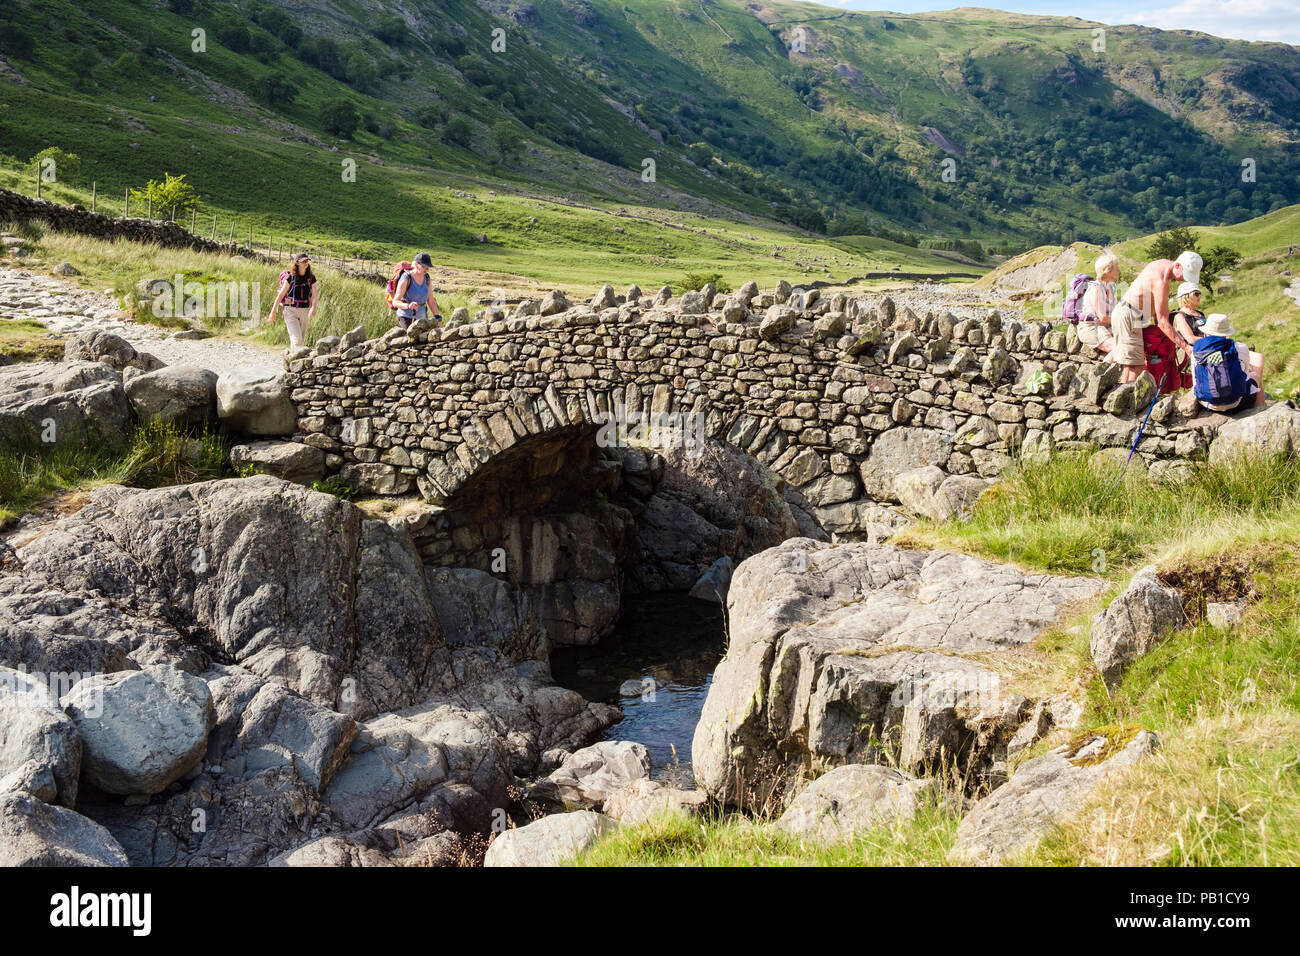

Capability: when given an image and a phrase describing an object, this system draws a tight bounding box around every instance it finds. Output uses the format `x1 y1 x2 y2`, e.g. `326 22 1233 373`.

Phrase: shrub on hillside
677 273 732 295
322 99 360 139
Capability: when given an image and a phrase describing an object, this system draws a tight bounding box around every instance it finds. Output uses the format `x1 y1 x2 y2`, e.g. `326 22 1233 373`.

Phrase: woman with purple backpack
1071 250 1119 356
266 252 319 350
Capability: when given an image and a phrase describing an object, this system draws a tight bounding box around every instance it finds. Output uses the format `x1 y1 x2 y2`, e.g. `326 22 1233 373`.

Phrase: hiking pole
1113 372 1168 490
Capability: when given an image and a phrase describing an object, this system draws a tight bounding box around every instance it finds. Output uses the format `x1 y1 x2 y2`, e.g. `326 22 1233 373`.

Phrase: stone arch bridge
282 284 1228 537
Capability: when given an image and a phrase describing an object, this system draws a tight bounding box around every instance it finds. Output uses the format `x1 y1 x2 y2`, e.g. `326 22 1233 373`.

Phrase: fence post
35 167 41 200
124 190 130 218
211 215 216 239
191 208 196 232
91 181 97 213
148 195 153 220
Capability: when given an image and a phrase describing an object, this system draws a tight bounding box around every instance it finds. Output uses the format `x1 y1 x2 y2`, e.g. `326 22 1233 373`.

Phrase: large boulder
1090 566 1186 687
230 440 324 485
692 539 1105 807
0 792 129 866
216 370 296 436
0 360 132 448
531 741 652 810
859 427 955 501
483 810 616 867
0 665 81 807
778 764 941 842
125 365 218 425
63 665 215 796
1210 403 1300 463
10 476 450 718
63 329 164 373
949 727 1159 865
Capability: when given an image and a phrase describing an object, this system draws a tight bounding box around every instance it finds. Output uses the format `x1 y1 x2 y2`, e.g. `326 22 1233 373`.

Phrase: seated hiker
1073 250 1119 355
1171 281 1206 389
390 252 443 330
1113 250 1201 389
1192 313 1266 414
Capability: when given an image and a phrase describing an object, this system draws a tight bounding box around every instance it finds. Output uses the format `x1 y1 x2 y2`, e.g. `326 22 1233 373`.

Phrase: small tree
130 172 201 219
322 98 359 139
444 116 473 146
252 73 298 108
486 121 523 162
1145 225 1200 263
1200 245 1243 293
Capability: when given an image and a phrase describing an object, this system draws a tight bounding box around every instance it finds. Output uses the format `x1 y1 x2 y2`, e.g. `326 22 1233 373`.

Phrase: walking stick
1114 372 1168 489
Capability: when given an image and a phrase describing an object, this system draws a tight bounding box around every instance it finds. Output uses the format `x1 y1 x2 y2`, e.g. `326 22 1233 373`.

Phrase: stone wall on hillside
282 284 1227 538
0 188 257 257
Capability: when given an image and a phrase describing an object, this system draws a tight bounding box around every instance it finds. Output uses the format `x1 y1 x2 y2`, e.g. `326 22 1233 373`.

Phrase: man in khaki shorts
1112 250 1201 384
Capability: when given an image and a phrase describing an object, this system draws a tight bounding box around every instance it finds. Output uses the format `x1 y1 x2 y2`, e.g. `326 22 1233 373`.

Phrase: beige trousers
282 305 310 349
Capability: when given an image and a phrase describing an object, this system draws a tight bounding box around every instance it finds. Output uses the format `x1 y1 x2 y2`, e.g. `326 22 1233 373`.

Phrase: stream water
550 593 727 785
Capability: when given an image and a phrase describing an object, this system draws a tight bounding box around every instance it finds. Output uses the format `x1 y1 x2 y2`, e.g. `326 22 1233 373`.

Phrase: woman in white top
1075 250 1119 355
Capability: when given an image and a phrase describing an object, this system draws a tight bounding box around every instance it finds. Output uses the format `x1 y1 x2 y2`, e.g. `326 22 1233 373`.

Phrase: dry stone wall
0 188 257 257
283 283 1227 536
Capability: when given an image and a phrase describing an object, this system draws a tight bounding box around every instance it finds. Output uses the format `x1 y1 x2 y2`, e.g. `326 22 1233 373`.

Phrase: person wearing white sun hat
1191 313 1266 414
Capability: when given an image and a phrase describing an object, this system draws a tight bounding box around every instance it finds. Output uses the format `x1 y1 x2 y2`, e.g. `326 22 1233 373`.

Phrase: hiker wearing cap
391 252 442 330
1192 313 1266 414
1074 250 1119 354
1112 250 1201 392
266 253 318 349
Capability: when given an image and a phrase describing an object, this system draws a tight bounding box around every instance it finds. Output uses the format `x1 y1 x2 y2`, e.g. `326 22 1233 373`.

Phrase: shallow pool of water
550 593 727 784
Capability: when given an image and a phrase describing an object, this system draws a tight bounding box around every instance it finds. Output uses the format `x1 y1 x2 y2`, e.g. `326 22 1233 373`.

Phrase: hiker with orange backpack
387 252 442 330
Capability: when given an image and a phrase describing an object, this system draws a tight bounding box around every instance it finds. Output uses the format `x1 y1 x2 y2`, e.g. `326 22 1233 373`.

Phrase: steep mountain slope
0 0 1296 258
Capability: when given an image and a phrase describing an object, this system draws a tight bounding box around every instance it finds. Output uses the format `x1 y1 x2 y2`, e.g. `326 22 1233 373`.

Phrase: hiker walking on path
267 252 318 350
1074 250 1119 355
391 252 442 330
1111 250 1201 391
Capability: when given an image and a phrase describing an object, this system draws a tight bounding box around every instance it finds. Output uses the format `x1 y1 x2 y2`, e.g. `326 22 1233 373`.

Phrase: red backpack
384 262 413 310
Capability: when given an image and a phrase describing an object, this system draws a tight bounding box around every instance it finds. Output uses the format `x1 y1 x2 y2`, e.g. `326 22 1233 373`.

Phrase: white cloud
1124 0 1300 44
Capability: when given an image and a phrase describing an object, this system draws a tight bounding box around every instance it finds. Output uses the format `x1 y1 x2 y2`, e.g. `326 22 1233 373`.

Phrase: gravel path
0 266 282 377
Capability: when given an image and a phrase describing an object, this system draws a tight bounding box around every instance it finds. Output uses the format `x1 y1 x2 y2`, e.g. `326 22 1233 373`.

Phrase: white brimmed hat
1202 313 1234 336
1176 281 1200 298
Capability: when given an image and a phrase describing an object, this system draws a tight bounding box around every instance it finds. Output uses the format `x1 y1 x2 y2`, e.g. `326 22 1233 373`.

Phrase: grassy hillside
0 0 1295 274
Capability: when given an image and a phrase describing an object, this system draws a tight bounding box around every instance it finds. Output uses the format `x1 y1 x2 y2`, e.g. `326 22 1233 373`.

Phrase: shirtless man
1111 250 1201 387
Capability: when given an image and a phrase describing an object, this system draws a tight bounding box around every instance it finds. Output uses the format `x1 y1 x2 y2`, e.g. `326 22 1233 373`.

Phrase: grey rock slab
0 792 129 866
949 728 1159 865
482 810 616 867
778 764 941 842
0 664 81 807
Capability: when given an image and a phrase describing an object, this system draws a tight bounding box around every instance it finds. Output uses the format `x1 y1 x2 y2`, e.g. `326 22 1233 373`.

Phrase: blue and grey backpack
1192 335 1248 405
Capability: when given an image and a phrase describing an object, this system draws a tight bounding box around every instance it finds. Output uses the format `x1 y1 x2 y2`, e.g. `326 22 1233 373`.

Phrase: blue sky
813 2 1300 45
